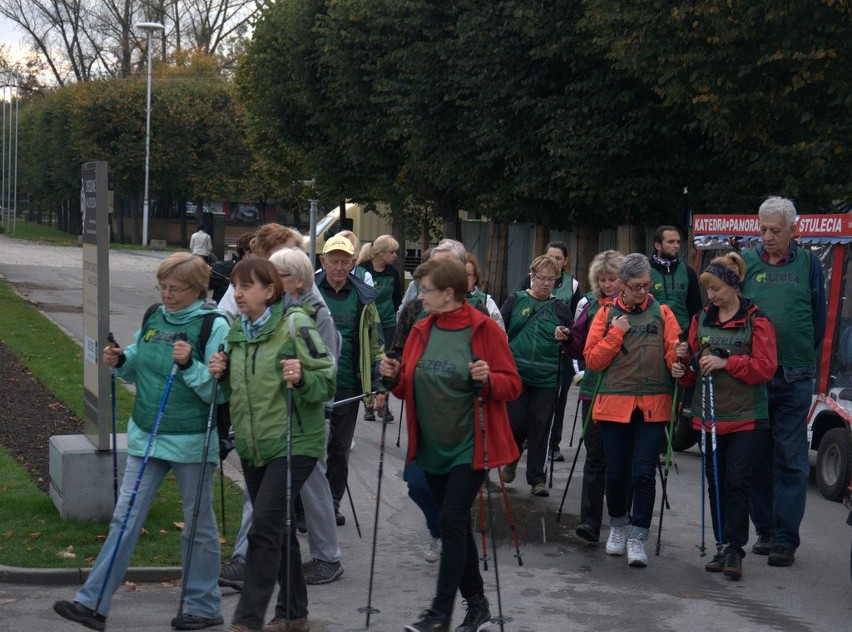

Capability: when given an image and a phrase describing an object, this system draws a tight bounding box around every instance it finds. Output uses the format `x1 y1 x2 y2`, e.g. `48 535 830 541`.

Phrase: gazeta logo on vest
521 306 532 317
754 271 800 284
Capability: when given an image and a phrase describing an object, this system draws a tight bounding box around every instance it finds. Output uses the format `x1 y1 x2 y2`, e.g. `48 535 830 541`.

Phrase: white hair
758 196 797 227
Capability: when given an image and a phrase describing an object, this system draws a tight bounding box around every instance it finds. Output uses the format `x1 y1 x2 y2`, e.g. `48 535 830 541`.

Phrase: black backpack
141 303 233 458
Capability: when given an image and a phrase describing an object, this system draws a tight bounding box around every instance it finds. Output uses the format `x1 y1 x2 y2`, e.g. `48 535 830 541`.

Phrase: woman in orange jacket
583 253 682 568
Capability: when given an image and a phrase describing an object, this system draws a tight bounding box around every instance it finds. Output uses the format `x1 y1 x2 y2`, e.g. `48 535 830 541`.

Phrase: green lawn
0 278 243 568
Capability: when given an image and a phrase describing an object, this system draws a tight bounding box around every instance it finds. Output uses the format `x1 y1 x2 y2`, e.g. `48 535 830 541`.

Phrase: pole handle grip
471 354 484 396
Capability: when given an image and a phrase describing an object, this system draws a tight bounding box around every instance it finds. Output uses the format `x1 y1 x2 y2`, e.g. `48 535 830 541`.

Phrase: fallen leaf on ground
123 581 137 592
174 521 185 530
56 546 76 559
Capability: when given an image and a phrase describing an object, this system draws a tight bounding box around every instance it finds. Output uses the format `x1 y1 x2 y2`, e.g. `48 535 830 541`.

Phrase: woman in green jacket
209 258 336 632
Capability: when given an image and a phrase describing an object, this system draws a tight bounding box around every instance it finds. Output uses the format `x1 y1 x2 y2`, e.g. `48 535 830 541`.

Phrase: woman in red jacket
380 257 521 632
673 252 777 580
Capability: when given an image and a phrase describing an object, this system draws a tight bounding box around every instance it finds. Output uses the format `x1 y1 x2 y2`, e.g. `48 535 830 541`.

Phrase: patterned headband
704 263 742 291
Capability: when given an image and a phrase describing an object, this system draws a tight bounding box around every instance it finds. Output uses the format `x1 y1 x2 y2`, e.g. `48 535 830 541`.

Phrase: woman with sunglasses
500 254 574 497
583 253 682 568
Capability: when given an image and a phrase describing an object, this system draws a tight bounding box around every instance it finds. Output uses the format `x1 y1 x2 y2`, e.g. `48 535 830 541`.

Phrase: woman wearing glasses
54 253 229 631
500 255 574 497
583 253 682 568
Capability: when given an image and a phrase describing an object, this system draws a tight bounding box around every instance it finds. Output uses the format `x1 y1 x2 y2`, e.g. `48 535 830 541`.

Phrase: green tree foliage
584 0 852 211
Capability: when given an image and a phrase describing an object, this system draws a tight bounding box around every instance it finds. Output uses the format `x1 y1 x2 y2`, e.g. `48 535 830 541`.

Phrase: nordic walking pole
96 346 183 613
697 376 708 557
395 398 405 448
283 356 298 632
177 344 224 620
345 482 363 538
477 487 489 570
655 382 679 556
708 373 723 549
471 355 511 630
548 351 564 488
568 398 581 447
496 467 524 566
107 333 120 507
556 371 603 522
359 352 397 628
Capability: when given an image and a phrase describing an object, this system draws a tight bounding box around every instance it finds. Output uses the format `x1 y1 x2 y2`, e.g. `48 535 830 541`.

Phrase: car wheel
671 414 698 452
816 427 852 502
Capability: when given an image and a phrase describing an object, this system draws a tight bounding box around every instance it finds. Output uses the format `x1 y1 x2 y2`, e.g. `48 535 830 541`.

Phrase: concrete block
49 434 127 522
149 239 167 250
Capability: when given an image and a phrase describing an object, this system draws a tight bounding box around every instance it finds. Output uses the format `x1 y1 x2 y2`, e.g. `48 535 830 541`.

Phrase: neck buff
652 253 677 273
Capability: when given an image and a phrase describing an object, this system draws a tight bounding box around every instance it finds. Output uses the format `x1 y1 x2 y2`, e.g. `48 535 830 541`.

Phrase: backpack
142 303 233 458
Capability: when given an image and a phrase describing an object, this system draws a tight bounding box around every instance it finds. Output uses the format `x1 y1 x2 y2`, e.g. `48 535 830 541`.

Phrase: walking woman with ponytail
672 252 777 580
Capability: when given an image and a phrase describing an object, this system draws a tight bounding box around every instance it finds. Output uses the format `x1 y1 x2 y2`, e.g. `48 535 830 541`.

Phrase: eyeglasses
324 258 351 267
532 274 557 284
420 286 443 295
155 284 192 295
625 282 652 292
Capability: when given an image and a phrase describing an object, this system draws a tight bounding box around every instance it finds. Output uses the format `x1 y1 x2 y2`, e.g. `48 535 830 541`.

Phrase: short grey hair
758 196 797 227
618 253 651 281
268 248 315 292
432 238 467 263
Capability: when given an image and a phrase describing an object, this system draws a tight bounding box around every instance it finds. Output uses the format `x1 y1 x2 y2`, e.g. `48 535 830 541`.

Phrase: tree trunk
485 219 509 305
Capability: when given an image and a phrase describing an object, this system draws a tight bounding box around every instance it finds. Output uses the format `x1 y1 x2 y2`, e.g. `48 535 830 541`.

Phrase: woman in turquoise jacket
208 257 335 632
54 252 229 632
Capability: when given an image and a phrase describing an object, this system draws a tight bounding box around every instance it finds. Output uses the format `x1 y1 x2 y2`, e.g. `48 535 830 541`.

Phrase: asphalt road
0 235 850 631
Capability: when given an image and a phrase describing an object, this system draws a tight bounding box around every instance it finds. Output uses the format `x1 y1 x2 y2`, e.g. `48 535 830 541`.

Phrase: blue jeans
404 462 441 539
600 410 666 539
750 366 814 550
76 456 221 618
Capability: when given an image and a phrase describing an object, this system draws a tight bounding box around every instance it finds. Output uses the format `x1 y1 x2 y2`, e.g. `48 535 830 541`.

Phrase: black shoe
218 558 245 590
53 600 106 631
456 594 491 632
170 613 225 630
574 523 600 543
552 448 565 462
722 548 743 580
751 532 772 555
302 558 344 585
335 511 346 526
405 609 450 631
383 408 394 422
704 548 726 573
364 409 376 421
767 545 795 567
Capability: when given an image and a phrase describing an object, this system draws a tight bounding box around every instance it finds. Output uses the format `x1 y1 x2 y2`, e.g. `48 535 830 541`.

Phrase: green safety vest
650 263 690 331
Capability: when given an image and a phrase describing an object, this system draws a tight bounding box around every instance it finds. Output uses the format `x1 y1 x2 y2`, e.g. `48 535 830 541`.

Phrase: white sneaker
605 525 628 556
627 538 648 567
424 536 441 563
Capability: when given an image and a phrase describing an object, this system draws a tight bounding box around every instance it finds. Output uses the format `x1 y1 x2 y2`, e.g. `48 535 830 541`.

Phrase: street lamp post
135 21 165 247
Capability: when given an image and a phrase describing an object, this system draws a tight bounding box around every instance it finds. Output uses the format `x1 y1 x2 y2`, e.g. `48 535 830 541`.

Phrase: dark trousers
506 384 557 486
425 465 487 619
579 400 606 531
326 387 361 510
600 409 665 531
705 429 767 552
234 455 317 628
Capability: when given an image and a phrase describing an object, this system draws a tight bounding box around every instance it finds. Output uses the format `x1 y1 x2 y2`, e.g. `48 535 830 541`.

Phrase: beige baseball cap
322 235 356 255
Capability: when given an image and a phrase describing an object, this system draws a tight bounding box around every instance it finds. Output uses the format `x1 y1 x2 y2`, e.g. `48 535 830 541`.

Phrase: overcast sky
1 14 27 64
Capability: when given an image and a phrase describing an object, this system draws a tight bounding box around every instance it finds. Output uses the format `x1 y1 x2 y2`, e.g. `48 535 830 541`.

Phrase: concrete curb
0 564 181 585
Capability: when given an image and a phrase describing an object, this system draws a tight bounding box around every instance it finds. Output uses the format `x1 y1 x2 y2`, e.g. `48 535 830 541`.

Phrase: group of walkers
52 195 825 632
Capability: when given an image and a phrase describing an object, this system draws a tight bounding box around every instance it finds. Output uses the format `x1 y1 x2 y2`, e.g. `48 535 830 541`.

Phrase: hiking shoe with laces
501 459 518 484
751 532 773 555
531 482 549 497
767 545 795 567
405 609 450 631
627 537 648 567
171 613 224 630
722 548 743 579
263 615 311 632
552 448 565 462
53 600 106 631
364 409 376 421
425 536 442 563
455 594 491 632
218 558 246 590
302 558 344 585
383 408 395 422
605 525 628 556
704 547 726 573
